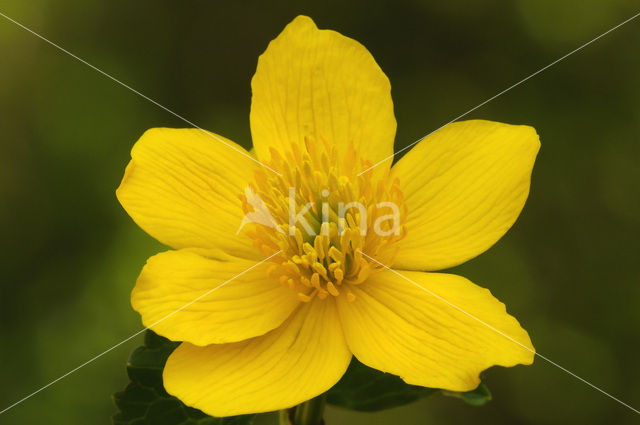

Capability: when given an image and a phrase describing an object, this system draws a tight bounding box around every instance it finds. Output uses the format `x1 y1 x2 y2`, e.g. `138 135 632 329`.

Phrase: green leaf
326 358 437 411
112 330 255 425
442 382 492 406
327 358 493 411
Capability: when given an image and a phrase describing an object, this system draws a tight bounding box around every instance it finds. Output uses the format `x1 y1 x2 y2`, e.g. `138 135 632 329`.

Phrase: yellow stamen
239 138 406 301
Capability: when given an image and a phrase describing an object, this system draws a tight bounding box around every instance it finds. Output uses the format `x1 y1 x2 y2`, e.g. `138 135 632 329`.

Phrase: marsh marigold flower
117 15 539 417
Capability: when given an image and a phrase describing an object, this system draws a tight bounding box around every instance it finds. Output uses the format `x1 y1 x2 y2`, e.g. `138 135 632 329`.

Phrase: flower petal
337 270 534 391
132 250 299 345
391 120 540 270
116 127 259 260
250 15 396 167
163 299 351 416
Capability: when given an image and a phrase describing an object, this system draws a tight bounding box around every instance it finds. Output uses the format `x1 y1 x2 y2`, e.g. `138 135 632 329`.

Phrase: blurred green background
1 0 639 424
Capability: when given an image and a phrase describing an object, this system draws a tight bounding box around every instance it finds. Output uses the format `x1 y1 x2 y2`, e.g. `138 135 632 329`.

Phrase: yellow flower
116 15 539 417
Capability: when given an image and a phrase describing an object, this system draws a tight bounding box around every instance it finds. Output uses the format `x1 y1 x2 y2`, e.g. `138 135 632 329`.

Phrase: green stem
281 394 327 425
279 408 293 425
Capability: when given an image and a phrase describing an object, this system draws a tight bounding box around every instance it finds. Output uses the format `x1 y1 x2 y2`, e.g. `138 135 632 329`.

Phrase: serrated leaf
326 358 438 411
112 330 255 425
441 382 492 406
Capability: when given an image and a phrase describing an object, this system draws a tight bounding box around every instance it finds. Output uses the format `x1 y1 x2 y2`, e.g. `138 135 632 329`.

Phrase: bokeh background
1 1 639 424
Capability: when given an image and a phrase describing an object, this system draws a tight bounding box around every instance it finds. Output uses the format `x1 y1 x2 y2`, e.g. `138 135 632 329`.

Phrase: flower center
239 138 406 302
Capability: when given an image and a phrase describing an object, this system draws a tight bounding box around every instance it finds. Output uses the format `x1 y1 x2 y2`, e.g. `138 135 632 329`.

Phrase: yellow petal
337 270 534 391
250 15 396 167
163 300 351 416
116 128 259 260
391 120 540 270
132 250 299 345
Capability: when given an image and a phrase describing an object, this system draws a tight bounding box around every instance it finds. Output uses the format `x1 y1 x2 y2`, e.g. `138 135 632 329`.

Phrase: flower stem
281 394 327 425
279 408 293 425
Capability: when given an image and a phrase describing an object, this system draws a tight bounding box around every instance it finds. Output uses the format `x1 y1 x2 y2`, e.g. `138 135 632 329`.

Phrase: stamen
239 137 406 301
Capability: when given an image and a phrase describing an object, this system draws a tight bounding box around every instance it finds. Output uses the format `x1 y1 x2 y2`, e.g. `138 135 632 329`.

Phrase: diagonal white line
0 11 282 177
358 250 640 415
0 250 282 416
358 11 640 176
